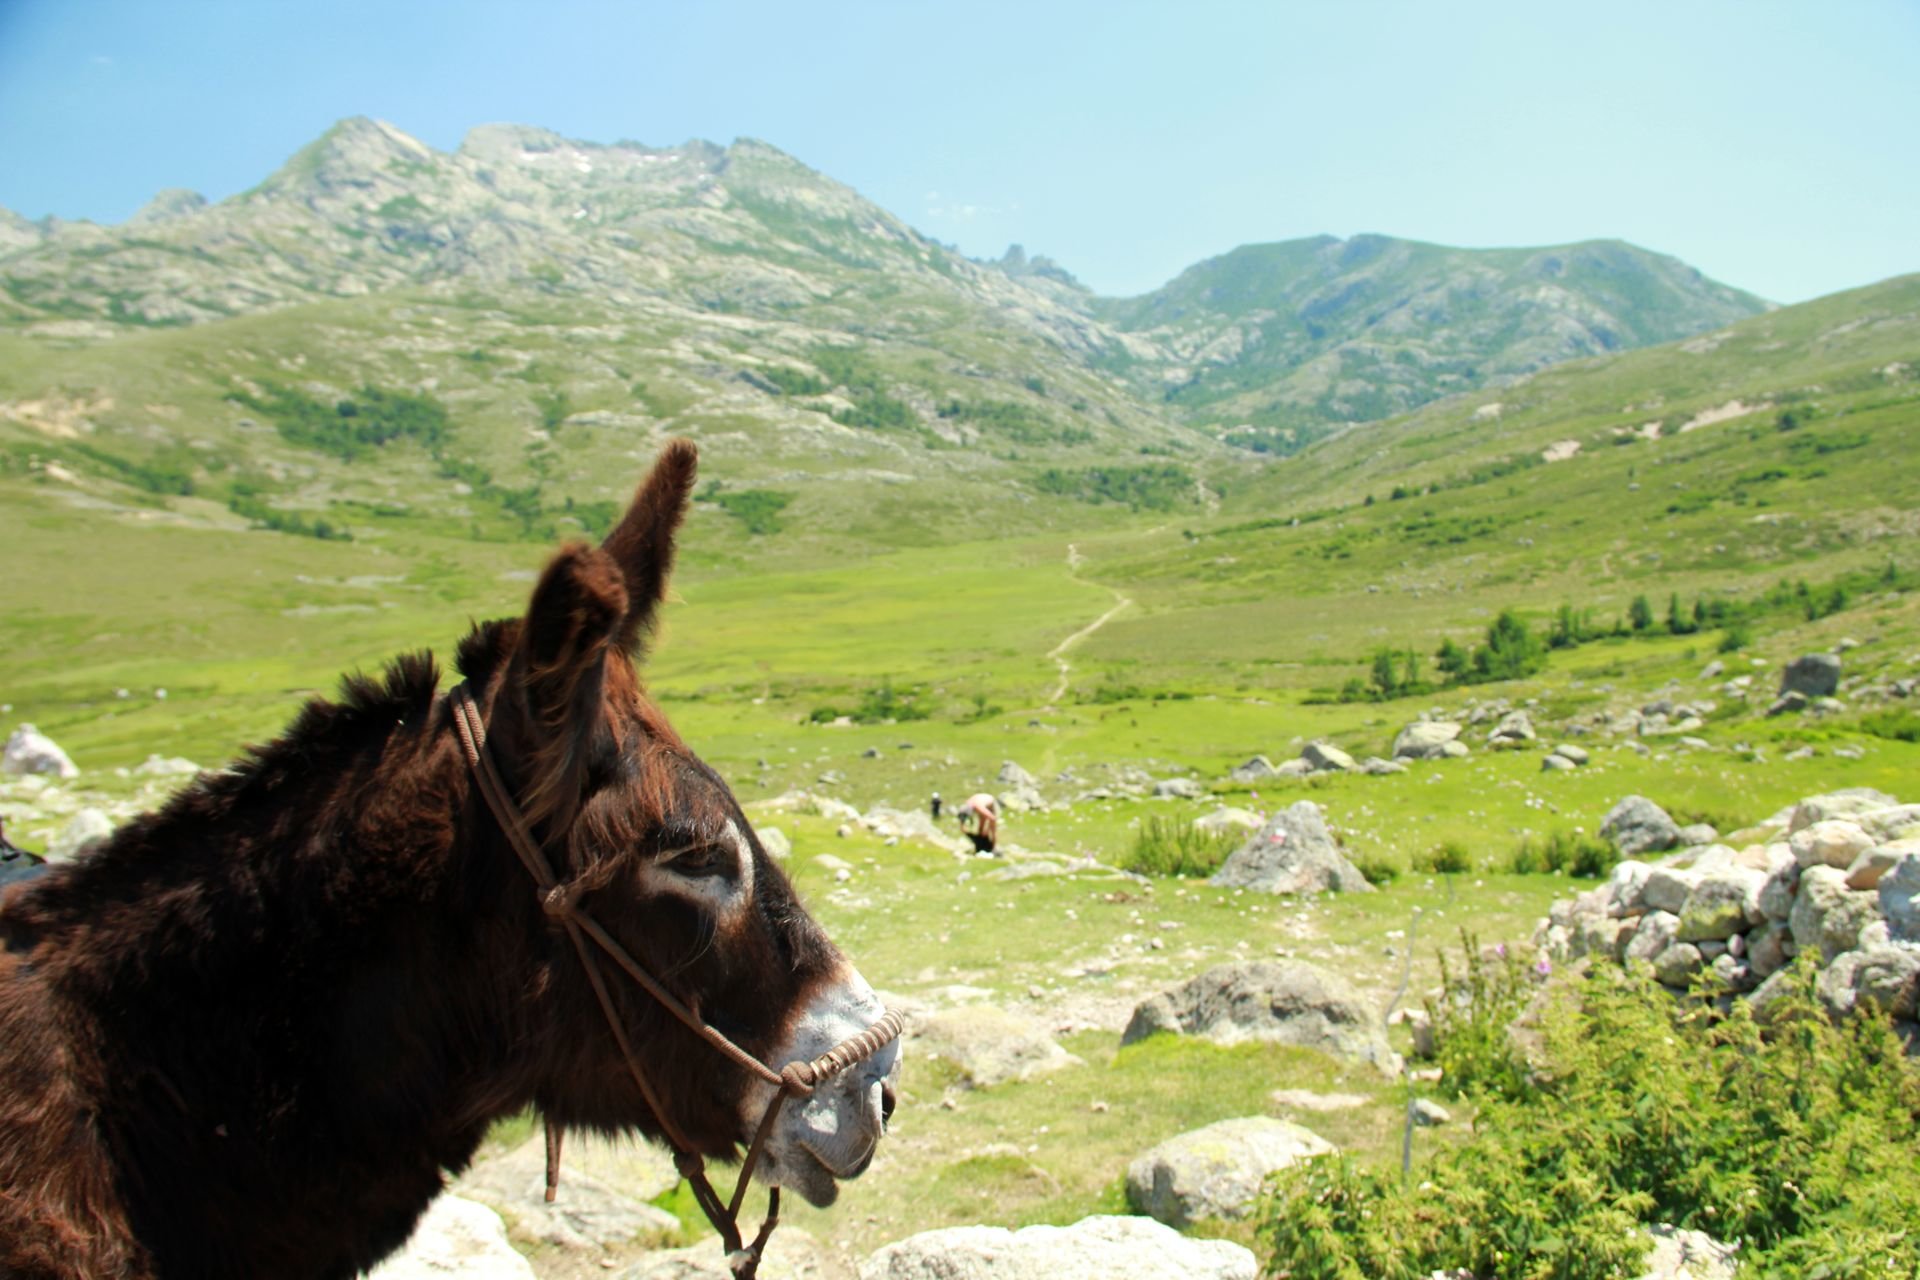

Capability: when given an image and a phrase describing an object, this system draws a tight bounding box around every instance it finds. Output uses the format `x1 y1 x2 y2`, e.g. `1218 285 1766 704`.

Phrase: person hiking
955 792 999 855
930 791 942 820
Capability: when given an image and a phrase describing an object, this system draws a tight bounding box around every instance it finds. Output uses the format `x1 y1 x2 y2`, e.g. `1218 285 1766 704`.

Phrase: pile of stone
1536 789 1920 1041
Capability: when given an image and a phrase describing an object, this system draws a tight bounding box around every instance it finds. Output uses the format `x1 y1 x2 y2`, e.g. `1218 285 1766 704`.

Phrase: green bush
1119 816 1240 879
1413 841 1474 875
1860 708 1920 744
1260 963 1920 1279
1505 830 1614 878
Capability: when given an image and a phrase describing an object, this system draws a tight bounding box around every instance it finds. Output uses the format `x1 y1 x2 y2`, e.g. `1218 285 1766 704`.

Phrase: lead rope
448 683 904 1279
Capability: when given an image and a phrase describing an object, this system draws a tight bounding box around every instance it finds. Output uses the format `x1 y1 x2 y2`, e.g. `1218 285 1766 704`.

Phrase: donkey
0 440 899 1279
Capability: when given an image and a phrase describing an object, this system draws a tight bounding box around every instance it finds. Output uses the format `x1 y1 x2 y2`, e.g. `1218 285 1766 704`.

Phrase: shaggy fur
0 442 844 1279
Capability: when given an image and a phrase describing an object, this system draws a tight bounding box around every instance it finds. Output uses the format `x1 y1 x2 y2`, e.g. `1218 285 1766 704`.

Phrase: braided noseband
449 683 903 1278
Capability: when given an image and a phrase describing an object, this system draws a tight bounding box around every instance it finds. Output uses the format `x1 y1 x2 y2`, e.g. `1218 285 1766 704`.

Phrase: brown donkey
0 441 899 1279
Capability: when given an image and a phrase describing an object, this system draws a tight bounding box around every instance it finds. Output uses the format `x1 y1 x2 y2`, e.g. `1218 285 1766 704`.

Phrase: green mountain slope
1091 234 1768 447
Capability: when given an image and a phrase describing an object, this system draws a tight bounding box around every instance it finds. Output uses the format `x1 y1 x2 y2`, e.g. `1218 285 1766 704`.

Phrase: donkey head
470 440 896 1207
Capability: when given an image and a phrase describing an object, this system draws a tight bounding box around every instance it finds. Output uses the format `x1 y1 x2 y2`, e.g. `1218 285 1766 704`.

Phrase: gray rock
997 761 1037 787
1846 839 1919 890
1440 739 1472 758
1789 789 1902 833
1121 960 1396 1074
1273 759 1315 778
1675 869 1766 941
1269 1089 1369 1112
1193 807 1263 835
2 724 78 779
1548 743 1590 766
1766 691 1808 716
1642 866 1700 915
368 1195 537 1280
1411 1099 1452 1126
1152 777 1206 800
1392 720 1462 760
454 1134 678 1252
1880 855 1920 943
1300 742 1356 773
1606 861 1654 917
1541 754 1576 772
133 753 200 777
47 808 113 862
1790 865 1884 963
911 1005 1078 1089
1360 756 1408 775
1789 819 1875 870
1209 802 1373 895
1859 805 1920 842
1759 862 1799 921
1653 942 1705 987
1227 756 1276 783
1817 945 1920 1021
1675 823 1720 848
1487 710 1536 745
1747 922 1790 978
1601 796 1681 857
1638 1225 1738 1280
1624 911 1681 965
1780 653 1841 698
759 827 792 860
858 1215 1256 1280
1125 1117 1334 1227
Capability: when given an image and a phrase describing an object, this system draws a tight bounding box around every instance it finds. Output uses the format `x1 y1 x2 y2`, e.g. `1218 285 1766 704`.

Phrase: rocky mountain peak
129 188 208 226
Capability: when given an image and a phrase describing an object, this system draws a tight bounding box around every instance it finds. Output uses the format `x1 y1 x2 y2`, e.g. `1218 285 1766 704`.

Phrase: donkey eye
664 844 730 878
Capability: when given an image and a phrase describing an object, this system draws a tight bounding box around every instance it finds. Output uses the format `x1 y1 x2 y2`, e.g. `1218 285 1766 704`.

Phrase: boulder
1623 911 1680 966
1605 861 1654 917
1758 862 1799 921
1880 855 1920 943
1152 778 1205 800
47 808 114 862
1779 653 1841 699
1860 804 1920 843
1541 754 1576 773
454 1133 678 1252
1675 823 1721 848
1227 756 1276 783
1846 838 1919 890
1487 710 1536 746
1789 819 1875 870
1273 759 1315 778
1601 796 1680 857
1747 922 1790 979
1360 757 1408 776
1653 942 1705 987
1125 1117 1334 1228
998 761 1037 788
1392 721 1462 761
1641 867 1700 915
1120 961 1396 1074
2 725 78 779
1817 945 1920 1021
759 827 793 860
912 1005 1078 1089
1300 742 1355 773
1548 743 1590 766
858 1215 1256 1280
368 1195 536 1280
1790 865 1884 964
1675 869 1766 942
1209 802 1372 895
1440 740 1472 758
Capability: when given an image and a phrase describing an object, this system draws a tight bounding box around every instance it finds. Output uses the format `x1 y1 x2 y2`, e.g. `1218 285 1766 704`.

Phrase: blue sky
1 0 1914 302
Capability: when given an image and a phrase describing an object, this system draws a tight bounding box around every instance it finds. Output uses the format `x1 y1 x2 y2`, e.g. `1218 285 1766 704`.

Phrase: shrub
1119 817 1240 879
1861 708 1920 744
1413 841 1473 875
1350 849 1402 886
1506 830 1613 878
1261 962 1920 1279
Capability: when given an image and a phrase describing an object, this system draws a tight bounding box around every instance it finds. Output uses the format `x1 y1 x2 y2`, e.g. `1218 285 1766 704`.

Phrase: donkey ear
517 543 628 827
600 438 698 654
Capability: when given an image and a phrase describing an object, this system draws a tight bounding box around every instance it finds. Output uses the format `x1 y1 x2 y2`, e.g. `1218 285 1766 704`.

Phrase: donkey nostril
879 1080 897 1124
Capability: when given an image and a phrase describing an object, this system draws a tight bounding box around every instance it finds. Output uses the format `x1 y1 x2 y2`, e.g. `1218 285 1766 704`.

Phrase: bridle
448 683 903 1278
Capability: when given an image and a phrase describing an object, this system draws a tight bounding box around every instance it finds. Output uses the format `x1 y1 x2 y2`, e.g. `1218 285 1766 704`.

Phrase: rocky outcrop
1125 1117 1333 1227
1121 961 1396 1074
1537 789 1920 1044
1779 653 1841 699
859 1215 1256 1280
1209 801 1373 895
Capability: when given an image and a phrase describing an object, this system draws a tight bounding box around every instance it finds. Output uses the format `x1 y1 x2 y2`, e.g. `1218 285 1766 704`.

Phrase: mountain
1090 234 1769 448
